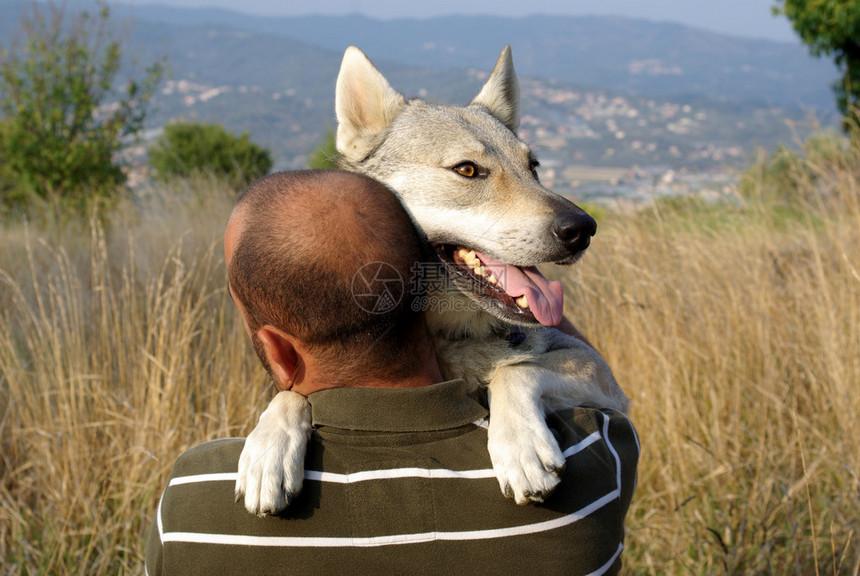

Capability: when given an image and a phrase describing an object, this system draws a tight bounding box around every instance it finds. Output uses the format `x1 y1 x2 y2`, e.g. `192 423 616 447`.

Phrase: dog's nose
552 210 597 253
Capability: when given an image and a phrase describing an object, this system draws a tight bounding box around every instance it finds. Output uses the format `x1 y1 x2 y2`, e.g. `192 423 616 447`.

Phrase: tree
148 122 273 188
774 0 860 129
0 1 163 211
0 121 24 208
308 129 339 169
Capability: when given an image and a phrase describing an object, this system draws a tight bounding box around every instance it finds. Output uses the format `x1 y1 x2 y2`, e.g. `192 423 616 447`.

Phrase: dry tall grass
559 134 860 574
0 179 272 574
0 140 858 574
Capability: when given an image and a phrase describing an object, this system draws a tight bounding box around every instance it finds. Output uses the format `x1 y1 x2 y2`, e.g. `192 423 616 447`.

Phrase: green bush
741 130 854 203
0 1 162 214
149 122 273 188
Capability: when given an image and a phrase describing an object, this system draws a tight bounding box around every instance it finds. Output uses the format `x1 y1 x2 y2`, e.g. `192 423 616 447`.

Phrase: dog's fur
235 46 629 515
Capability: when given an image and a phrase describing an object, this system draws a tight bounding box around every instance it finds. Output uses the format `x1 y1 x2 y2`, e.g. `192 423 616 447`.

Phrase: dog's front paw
487 413 565 505
236 390 312 516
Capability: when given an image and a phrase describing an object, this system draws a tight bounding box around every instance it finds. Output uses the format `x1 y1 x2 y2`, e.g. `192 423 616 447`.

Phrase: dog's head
334 46 596 328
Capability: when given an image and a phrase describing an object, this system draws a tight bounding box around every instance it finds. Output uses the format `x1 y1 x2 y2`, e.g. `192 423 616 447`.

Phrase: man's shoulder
170 437 246 479
546 407 639 483
546 406 639 517
548 407 638 444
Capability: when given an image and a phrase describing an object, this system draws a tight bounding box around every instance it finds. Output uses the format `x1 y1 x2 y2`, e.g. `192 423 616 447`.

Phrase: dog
235 46 630 515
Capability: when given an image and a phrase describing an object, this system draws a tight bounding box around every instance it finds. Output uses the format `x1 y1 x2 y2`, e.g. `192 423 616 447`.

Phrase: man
146 170 639 575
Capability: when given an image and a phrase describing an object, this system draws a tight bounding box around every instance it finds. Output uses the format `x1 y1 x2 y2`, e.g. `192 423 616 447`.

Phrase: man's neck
290 348 444 395
354 361 444 390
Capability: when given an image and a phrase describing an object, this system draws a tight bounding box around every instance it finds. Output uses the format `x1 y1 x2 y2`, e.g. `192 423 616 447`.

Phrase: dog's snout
552 210 597 253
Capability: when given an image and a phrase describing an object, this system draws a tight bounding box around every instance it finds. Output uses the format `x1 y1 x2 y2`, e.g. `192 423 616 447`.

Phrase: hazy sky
121 0 799 42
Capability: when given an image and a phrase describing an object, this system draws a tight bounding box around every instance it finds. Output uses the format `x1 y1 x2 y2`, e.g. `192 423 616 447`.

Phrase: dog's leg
486 365 566 504
539 329 630 414
236 390 312 516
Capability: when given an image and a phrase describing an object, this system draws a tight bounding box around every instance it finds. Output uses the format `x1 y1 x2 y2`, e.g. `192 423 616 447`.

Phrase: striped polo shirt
146 379 639 575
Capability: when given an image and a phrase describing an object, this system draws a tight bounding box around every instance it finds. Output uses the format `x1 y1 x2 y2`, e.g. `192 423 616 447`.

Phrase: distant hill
120 4 839 110
121 19 486 167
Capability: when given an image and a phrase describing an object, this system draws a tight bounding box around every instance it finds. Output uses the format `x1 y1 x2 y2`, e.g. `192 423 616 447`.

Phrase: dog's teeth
516 295 529 309
456 247 481 267
487 274 498 285
456 247 486 271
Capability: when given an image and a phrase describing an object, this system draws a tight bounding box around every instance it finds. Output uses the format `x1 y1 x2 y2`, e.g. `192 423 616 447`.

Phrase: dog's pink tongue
475 251 564 326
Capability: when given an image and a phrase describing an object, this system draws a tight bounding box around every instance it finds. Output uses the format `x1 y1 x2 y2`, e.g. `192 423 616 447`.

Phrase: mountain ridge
0 1 840 201
117 4 839 110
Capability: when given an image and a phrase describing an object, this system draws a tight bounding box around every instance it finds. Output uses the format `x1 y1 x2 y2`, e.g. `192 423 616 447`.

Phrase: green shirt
146 379 639 575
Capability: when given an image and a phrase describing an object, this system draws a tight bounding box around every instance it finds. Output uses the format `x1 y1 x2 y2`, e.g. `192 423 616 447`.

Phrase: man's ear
256 326 300 391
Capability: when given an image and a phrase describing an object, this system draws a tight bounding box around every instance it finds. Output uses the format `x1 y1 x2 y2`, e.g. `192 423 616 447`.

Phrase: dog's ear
470 45 521 133
335 46 405 163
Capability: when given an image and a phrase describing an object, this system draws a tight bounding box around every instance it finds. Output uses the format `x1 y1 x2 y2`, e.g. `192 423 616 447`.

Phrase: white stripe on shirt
167 429 607 489
586 542 624 576
601 412 622 490
160 488 620 548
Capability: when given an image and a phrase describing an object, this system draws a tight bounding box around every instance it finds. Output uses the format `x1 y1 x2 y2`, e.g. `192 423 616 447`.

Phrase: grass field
1 138 858 574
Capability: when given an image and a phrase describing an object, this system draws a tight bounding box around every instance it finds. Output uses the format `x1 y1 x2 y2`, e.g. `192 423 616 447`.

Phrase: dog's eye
453 162 486 179
529 160 540 181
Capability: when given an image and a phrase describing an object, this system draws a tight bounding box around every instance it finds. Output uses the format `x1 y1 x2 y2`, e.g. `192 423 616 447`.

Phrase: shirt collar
307 379 487 432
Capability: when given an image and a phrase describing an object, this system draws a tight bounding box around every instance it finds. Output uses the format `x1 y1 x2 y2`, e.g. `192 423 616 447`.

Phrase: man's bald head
226 170 430 384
